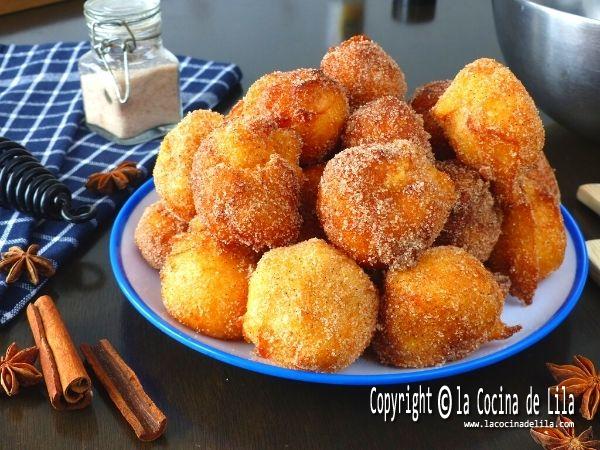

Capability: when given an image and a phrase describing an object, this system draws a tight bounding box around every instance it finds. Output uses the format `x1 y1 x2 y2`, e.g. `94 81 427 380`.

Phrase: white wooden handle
577 184 600 216
586 239 600 285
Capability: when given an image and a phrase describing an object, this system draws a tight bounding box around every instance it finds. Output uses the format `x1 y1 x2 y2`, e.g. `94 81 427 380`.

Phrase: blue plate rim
110 177 589 386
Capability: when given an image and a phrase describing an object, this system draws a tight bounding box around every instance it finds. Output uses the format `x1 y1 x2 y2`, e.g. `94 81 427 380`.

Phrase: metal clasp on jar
91 20 137 104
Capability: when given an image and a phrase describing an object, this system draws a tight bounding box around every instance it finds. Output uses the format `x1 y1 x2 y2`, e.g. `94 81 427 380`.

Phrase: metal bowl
492 0 600 141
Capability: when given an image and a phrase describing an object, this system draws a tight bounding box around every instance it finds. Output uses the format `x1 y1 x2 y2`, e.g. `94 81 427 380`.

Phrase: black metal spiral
0 137 96 223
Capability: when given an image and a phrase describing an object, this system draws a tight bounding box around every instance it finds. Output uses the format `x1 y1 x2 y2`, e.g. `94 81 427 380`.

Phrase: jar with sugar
79 0 181 144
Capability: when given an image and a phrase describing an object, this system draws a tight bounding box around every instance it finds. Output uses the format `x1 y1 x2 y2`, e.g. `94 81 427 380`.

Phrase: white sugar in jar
79 0 181 144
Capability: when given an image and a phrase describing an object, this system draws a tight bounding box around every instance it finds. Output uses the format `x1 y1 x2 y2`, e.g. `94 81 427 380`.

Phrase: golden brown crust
134 201 188 269
435 160 502 262
373 246 520 368
243 239 378 372
341 96 431 151
487 202 539 303
193 157 302 252
317 140 456 268
160 229 257 340
431 58 544 205
487 154 566 301
410 80 454 160
191 116 303 252
525 155 565 279
194 115 302 171
153 110 224 221
321 34 407 108
241 68 349 165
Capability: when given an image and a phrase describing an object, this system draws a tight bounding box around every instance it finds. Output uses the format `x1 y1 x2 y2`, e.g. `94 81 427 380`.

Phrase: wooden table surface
1 1 599 448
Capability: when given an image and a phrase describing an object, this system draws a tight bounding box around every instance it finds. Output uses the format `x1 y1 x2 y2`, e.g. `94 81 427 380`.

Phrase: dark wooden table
1 1 599 448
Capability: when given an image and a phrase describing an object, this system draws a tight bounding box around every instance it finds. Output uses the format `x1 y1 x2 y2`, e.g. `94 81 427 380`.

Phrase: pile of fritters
135 35 566 372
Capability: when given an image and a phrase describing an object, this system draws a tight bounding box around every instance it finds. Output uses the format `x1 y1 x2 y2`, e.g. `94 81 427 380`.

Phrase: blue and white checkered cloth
0 42 242 325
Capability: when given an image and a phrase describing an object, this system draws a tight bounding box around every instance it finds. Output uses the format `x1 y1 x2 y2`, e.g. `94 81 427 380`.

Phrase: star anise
0 244 55 285
0 342 43 396
531 416 600 450
86 161 142 195
548 355 600 420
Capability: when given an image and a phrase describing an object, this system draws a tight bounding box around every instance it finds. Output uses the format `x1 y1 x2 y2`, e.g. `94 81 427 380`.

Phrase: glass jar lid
84 0 161 42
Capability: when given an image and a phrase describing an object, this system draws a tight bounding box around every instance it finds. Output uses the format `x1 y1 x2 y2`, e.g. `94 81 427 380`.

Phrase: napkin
0 42 242 325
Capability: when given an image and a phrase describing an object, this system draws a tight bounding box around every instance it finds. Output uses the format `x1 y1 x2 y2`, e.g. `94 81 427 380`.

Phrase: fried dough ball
341 96 431 152
134 200 187 269
161 223 257 340
241 68 349 165
321 35 407 108
410 80 454 160
432 58 544 204
488 154 566 302
194 116 301 170
317 140 456 268
299 164 326 241
191 116 303 252
435 160 502 262
243 239 378 372
527 155 566 279
154 109 224 221
487 201 539 303
373 246 521 368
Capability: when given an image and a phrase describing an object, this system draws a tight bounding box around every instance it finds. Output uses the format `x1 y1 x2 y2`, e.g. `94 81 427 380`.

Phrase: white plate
110 178 588 385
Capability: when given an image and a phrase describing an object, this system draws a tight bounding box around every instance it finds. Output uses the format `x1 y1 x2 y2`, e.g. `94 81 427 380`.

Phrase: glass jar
79 0 181 145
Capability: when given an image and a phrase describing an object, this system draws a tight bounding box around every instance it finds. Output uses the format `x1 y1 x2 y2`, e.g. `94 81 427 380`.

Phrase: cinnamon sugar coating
134 200 187 269
435 160 502 262
243 239 378 372
487 154 566 302
153 109 224 221
240 68 349 165
342 96 431 152
317 140 456 268
191 116 303 252
526 155 565 279
160 222 257 340
194 115 302 170
431 58 544 205
321 35 406 108
410 80 454 160
373 246 521 368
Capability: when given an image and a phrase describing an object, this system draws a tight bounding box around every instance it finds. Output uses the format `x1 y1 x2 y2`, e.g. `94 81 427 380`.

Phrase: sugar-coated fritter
526 155 565 279
341 96 431 152
435 160 502 262
243 239 378 372
373 246 521 368
241 68 349 166
488 154 566 302
134 200 187 269
161 221 257 340
299 164 326 241
410 80 453 160
193 115 301 170
191 116 303 252
154 110 224 221
321 35 407 108
487 202 539 302
432 58 544 204
317 140 456 268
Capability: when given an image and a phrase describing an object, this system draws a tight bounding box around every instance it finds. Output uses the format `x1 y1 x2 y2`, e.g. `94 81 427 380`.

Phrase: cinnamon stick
26 295 92 410
80 339 167 442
